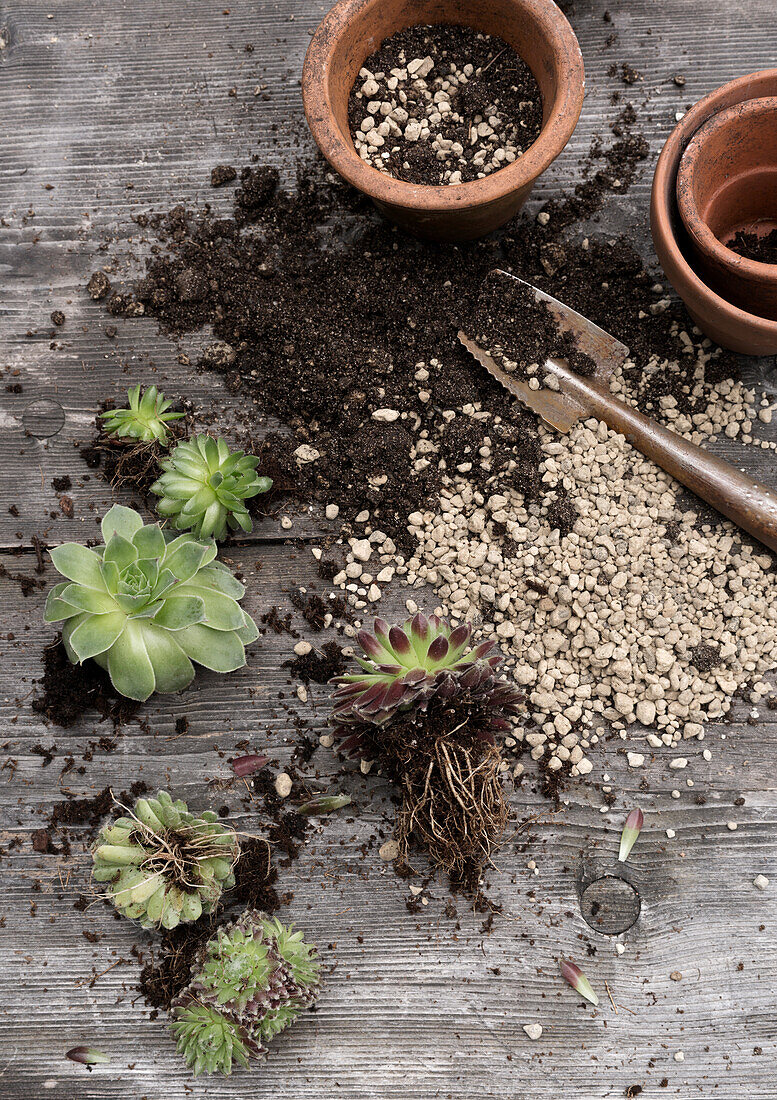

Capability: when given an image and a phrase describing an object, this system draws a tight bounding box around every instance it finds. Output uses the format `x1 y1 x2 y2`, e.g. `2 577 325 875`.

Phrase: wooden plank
2 0 777 1097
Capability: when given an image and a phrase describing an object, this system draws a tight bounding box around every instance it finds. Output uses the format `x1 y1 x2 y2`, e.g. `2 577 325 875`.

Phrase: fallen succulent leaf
297 794 352 816
66 1047 111 1066
560 959 599 1006
618 808 644 863
231 754 268 778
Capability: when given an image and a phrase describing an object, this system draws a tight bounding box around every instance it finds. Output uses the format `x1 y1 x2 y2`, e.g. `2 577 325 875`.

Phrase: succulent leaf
151 435 272 541
171 909 319 1076
91 788 239 929
45 505 257 701
618 808 644 863
330 614 523 750
99 384 183 444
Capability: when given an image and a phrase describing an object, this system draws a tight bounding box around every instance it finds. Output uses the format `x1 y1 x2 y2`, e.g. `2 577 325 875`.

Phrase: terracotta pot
302 0 585 242
676 97 777 321
651 69 777 356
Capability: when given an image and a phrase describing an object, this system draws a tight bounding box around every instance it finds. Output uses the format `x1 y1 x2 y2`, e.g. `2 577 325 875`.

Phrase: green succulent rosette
92 789 240 930
170 1004 263 1077
99 384 183 444
44 504 258 701
171 910 320 1076
151 435 272 541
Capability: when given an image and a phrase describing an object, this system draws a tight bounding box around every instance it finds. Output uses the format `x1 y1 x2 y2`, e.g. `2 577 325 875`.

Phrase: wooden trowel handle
554 361 777 555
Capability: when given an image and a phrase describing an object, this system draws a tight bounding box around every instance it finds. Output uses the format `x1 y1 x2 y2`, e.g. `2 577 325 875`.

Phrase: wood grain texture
2 1 777 1098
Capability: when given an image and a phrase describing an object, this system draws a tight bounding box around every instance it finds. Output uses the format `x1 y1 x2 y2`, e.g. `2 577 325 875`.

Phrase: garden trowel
458 269 777 554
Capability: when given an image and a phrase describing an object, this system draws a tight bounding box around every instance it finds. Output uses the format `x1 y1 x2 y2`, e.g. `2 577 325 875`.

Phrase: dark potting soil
33 640 142 729
727 227 777 265
472 269 597 382
347 24 543 186
285 640 347 685
97 104 735 563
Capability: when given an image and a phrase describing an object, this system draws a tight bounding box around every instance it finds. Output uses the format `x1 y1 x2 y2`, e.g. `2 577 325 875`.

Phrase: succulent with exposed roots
171 910 319 1076
100 384 183 444
331 613 523 756
91 790 240 929
329 614 524 889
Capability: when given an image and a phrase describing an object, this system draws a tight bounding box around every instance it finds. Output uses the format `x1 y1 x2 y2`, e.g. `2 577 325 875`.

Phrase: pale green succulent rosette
151 435 272 541
170 1005 263 1077
44 504 258 701
99 384 183 444
171 910 320 1076
92 790 240 930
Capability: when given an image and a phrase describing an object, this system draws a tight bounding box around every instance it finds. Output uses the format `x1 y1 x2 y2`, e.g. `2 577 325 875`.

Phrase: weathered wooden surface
2 1 777 1097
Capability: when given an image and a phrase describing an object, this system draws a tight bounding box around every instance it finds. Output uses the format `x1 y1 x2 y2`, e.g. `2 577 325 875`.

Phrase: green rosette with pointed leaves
100 384 183 444
92 789 240 930
44 504 258 701
171 909 320 1076
151 435 272 541
170 1005 264 1077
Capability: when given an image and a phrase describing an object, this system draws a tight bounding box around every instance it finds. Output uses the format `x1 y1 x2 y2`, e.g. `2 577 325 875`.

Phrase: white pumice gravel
522 1023 543 1040
274 773 293 798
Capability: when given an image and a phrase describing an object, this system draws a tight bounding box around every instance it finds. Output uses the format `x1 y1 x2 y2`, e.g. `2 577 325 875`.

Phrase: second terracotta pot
302 0 585 241
676 96 777 321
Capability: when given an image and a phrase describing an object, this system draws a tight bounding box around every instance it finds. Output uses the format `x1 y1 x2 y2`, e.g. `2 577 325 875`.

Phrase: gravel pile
348 25 543 185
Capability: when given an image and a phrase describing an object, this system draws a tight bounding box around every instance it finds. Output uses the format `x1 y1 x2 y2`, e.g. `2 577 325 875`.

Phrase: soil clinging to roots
361 695 510 892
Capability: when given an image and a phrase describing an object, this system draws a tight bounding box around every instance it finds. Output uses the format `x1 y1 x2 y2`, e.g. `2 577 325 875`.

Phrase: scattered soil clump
348 24 543 185
286 640 346 684
33 640 142 728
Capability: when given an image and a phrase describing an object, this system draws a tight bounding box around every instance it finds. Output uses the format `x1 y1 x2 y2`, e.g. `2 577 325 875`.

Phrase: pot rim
651 68 777 341
301 0 585 214
676 97 777 279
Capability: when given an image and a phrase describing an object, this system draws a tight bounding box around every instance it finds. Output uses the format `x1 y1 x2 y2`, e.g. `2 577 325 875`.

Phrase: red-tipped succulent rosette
330 613 523 755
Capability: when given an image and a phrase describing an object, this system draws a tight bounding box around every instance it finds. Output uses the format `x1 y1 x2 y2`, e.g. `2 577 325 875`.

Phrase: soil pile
99 109 684 563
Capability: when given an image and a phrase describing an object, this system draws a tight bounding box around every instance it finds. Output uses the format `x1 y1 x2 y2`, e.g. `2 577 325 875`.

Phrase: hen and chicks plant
100 384 183 444
171 910 320 1076
331 613 523 754
44 504 258 700
151 435 272 541
92 790 240 929
330 613 523 886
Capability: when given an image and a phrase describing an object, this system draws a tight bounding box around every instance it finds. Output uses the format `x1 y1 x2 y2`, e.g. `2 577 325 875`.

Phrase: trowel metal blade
459 271 630 432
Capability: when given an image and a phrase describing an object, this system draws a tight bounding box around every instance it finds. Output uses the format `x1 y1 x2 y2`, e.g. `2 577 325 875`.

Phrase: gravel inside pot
347 24 543 186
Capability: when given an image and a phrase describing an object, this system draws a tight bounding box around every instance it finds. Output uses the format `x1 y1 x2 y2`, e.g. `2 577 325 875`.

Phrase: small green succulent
171 1005 260 1077
172 910 320 1076
44 504 258 701
151 435 272 541
100 384 183 444
92 790 240 929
